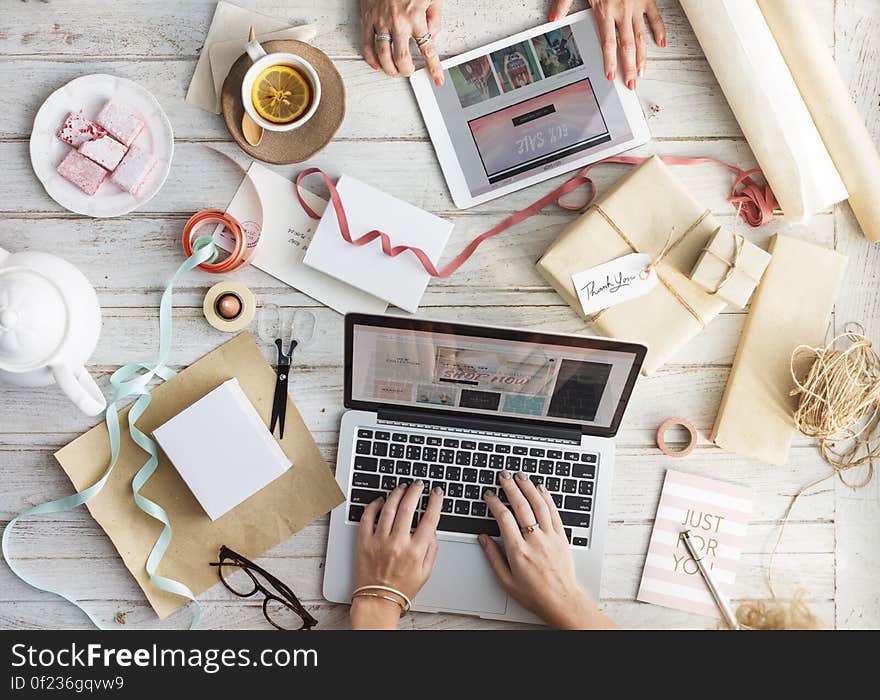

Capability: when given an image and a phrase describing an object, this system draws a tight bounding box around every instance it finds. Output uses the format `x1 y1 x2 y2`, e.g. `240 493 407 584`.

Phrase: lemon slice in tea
251 64 311 124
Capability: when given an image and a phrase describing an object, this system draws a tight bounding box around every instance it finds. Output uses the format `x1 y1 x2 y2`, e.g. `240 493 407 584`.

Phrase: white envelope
221 163 388 315
302 175 454 313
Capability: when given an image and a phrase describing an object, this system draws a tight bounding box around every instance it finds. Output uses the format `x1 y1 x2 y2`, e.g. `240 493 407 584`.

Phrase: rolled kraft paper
757 0 880 243
679 0 848 223
711 235 847 466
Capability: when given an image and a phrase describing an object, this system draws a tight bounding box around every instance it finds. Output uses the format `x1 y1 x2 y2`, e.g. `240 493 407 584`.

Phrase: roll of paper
679 0 847 223
757 0 880 242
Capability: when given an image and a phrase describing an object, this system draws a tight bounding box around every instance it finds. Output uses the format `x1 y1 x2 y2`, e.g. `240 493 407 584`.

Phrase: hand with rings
360 0 445 86
479 470 616 629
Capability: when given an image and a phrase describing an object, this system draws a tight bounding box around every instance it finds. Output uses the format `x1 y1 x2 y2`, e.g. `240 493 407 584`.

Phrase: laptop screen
345 315 645 436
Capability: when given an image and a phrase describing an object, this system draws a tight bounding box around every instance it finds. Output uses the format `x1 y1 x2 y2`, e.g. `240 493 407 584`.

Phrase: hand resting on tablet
358 1 666 92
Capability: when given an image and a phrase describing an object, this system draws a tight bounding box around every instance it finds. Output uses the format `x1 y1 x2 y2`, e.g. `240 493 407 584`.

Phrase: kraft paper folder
711 235 847 465
55 333 344 619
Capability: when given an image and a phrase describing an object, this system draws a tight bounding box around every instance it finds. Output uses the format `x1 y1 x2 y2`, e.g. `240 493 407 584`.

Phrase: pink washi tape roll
656 417 698 458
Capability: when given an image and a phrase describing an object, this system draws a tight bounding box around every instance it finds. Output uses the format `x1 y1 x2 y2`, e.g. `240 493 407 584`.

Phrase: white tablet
411 10 650 209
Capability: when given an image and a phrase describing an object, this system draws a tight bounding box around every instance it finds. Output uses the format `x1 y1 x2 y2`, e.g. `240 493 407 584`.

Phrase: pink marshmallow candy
57 150 107 196
110 145 157 195
57 111 106 147
78 133 127 170
95 100 145 147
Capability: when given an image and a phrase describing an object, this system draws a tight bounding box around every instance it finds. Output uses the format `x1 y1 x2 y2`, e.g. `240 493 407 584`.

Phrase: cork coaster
221 40 345 165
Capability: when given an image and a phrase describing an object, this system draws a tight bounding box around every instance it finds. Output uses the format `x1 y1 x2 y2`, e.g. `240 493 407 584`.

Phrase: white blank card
153 378 291 520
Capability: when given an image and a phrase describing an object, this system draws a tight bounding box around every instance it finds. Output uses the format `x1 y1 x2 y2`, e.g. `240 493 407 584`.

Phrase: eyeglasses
209 545 318 630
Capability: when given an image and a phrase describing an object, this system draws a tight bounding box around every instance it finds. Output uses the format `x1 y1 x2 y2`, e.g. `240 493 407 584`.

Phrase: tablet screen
429 17 635 198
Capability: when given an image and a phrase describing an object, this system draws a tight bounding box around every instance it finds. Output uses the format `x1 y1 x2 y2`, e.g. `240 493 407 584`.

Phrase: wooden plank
0 597 836 630
0 212 833 310
0 363 833 446
0 56 749 141
0 0 833 60
0 545 835 605
1 138 774 216
1 515 834 562
0 440 834 524
831 0 880 630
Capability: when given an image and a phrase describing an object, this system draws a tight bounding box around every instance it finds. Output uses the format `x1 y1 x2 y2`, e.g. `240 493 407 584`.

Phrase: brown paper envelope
54 333 344 619
711 235 847 465
537 156 727 374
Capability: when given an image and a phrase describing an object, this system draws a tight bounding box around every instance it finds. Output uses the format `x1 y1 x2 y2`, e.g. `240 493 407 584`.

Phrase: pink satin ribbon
294 155 777 280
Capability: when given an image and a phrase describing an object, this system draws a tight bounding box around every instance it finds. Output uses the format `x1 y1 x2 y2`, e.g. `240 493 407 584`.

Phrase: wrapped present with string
537 156 728 375
689 226 771 309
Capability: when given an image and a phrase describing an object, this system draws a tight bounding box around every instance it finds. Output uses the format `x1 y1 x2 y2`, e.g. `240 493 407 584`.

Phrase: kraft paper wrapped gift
689 227 771 309
537 155 727 375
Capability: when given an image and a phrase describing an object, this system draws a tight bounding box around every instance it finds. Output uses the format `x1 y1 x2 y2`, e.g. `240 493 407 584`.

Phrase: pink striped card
637 469 753 618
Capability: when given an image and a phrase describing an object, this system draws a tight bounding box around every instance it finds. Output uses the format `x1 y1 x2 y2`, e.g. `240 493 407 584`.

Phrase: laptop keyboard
346 427 597 547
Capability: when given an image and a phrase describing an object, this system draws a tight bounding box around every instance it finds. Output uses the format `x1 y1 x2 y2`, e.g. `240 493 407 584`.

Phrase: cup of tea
241 40 321 132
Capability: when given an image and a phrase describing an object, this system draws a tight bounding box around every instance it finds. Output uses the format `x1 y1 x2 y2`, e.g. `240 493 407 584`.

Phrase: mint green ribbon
2 236 218 629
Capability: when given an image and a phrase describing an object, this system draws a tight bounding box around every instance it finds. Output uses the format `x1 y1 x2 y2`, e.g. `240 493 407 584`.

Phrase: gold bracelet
351 584 413 612
352 591 407 616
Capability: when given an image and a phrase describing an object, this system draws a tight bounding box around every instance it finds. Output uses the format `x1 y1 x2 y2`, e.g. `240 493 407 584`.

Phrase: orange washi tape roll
182 209 257 273
656 417 698 458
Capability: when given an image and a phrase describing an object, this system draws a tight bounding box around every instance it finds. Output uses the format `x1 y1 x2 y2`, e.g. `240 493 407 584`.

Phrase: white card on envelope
152 378 291 521
220 163 388 316
302 175 454 313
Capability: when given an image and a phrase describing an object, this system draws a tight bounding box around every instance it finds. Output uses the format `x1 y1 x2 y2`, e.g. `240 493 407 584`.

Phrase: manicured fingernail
484 489 496 500
660 38 667 48
500 470 512 480
375 497 385 504
627 79 636 90
549 13 557 21
399 482 408 490
478 534 488 545
606 71 614 81
414 480 424 490
433 486 444 495
537 484 546 493
371 63 378 70
434 77 443 87
515 471 528 481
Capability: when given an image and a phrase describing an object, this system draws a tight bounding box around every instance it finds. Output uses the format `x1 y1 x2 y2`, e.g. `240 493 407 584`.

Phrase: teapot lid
0 268 68 371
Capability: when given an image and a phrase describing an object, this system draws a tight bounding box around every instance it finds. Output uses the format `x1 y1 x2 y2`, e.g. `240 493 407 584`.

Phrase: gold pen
681 529 739 629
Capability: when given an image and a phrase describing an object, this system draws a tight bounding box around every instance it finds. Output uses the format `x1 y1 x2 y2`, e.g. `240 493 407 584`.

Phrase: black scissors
270 337 298 439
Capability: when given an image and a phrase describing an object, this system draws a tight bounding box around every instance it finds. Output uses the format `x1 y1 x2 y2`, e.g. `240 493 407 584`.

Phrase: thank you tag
572 253 658 315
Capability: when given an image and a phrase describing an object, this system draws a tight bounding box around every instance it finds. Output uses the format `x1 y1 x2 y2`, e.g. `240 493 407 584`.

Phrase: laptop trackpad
414 541 508 615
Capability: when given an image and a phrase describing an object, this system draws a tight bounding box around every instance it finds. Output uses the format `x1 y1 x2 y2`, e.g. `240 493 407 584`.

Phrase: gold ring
520 522 540 534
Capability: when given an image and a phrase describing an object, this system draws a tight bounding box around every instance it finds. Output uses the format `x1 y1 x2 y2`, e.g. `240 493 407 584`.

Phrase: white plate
29 74 174 218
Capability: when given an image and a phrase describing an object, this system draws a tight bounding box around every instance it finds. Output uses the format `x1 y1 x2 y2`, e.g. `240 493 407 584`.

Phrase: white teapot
0 246 106 415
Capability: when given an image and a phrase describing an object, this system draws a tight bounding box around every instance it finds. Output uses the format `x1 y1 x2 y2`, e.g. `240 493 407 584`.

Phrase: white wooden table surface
1 0 878 630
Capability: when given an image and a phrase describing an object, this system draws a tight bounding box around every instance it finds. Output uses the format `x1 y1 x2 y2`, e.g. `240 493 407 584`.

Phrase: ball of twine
790 323 880 488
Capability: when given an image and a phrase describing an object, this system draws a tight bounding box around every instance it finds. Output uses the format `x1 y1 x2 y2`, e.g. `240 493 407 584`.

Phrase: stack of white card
153 378 291 521
303 175 454 313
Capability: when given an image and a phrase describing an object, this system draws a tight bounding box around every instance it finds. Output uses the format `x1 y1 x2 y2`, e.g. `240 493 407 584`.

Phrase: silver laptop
323 314 646 624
